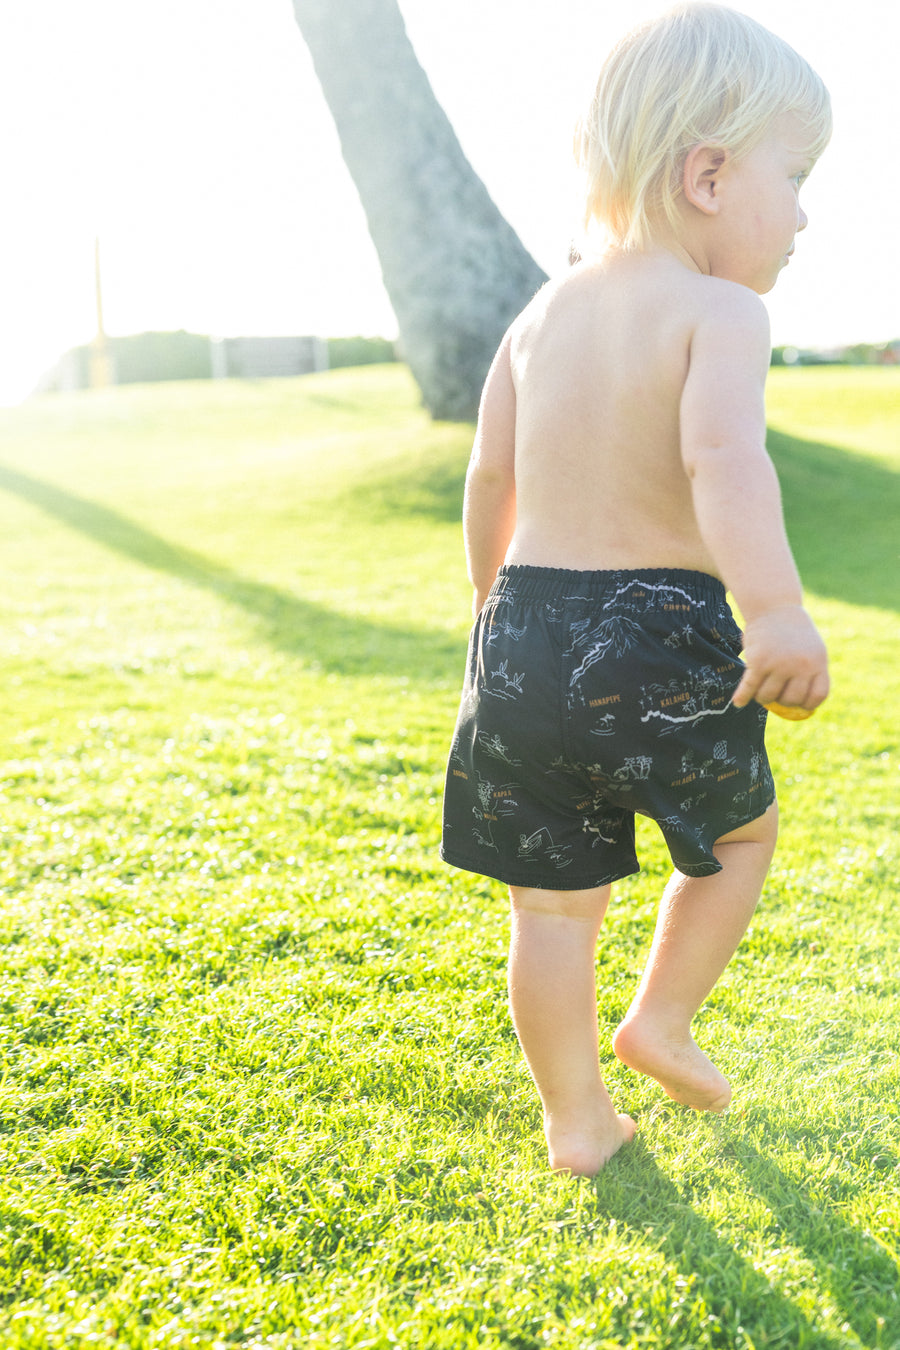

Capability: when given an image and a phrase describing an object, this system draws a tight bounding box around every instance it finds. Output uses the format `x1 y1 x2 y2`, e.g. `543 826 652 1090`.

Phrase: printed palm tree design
613 756 653 782
664 623 696 649
639 666 735 730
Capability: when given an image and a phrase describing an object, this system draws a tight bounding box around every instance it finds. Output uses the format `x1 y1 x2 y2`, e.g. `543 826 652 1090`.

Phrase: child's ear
683 144 729 215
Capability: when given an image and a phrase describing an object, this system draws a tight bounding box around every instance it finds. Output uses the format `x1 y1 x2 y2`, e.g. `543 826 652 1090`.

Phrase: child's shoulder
680 272 772 371
687 272 770 329
505 253 770 394
513 266 764 399
512 253 769 335
612 252 771 337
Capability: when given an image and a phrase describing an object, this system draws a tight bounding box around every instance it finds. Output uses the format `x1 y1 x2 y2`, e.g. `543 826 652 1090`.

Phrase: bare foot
612 1014 731 1112
546 1112 637 1177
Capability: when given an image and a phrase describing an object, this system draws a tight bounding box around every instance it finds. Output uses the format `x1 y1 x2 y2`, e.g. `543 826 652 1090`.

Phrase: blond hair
576 3 832 250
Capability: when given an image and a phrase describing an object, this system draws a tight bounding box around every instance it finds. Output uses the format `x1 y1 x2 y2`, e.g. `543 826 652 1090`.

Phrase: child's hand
731 605 829 712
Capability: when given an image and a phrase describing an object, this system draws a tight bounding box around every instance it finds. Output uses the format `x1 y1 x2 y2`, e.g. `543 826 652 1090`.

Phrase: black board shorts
440 566 775 890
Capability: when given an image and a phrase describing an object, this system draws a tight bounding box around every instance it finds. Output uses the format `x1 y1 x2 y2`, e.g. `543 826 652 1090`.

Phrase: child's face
709 114 814 294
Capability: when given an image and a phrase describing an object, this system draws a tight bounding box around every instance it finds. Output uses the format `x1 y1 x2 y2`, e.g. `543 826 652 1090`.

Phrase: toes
613 1018 731 1113
703 1088 732 1114
672 1080 731 1113
617 1112 638 1142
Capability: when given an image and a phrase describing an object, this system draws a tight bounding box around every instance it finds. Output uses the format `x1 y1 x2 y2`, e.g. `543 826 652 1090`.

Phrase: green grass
0 363 897 1348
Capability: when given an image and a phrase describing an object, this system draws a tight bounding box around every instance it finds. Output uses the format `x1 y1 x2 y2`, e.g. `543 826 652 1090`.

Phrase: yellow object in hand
763 701 816 721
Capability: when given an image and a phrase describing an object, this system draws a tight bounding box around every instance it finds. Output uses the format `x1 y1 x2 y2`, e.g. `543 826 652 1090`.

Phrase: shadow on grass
349 453 468 526
769 430 900 614
341 426 900 612
0 464 462 681
590 1134 847 1348
733 1136 900 1347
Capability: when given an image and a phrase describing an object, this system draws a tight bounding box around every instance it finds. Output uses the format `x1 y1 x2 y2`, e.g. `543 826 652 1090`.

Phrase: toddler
440 3 831 1175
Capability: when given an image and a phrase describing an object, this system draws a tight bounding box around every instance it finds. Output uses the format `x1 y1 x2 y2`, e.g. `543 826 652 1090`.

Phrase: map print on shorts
441 566 775 890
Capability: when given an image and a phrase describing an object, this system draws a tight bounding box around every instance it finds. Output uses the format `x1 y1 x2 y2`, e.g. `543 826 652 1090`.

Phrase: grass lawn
0 363 897 1348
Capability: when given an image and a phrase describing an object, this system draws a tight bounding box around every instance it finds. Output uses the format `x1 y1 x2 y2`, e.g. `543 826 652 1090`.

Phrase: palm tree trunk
291 0 547 420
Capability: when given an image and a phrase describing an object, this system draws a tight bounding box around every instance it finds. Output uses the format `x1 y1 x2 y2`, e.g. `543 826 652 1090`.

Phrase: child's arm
463 332 517 615
680 287 829 711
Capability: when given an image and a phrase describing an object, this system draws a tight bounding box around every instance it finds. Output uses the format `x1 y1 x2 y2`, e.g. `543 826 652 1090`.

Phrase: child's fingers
731 610 829 712
734 667 830 713
806 669 830 708
730 666 761 708
763 668 830 711
732 668 798 710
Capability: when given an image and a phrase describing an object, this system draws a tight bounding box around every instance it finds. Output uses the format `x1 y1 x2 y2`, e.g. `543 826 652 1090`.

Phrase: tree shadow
338 425 900 613
587 1134 848 1348
349 453 468 525
0 463 462 681
768 429 900 613
731 1134 900 1347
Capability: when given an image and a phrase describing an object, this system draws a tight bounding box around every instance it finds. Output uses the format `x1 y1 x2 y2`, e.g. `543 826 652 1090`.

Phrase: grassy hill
0 365 897 1348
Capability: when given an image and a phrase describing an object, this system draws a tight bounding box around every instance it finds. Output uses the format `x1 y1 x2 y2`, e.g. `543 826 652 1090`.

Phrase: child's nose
797 206 809 231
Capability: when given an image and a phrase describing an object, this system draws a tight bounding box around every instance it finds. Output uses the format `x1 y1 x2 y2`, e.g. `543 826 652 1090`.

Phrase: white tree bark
291 0 547 420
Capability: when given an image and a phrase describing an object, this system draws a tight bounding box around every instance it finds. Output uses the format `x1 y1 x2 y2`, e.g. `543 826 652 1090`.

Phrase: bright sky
1 0 897 404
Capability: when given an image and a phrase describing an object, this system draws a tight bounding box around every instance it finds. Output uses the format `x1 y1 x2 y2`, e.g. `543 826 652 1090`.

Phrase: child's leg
508 882 636 1176
613 802 778 1111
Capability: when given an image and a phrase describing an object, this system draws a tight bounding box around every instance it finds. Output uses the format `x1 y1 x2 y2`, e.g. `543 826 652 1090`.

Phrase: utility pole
89 236 114 388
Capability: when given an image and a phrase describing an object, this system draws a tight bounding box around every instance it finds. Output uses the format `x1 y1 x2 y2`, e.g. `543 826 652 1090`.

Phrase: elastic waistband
489 564 727 606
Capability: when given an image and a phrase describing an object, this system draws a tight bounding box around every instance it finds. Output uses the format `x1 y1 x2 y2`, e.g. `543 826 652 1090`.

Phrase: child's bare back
506 251 737 577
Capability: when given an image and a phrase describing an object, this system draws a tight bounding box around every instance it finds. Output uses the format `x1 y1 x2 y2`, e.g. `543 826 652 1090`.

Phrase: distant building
35 332 331 393
210 335 328 380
